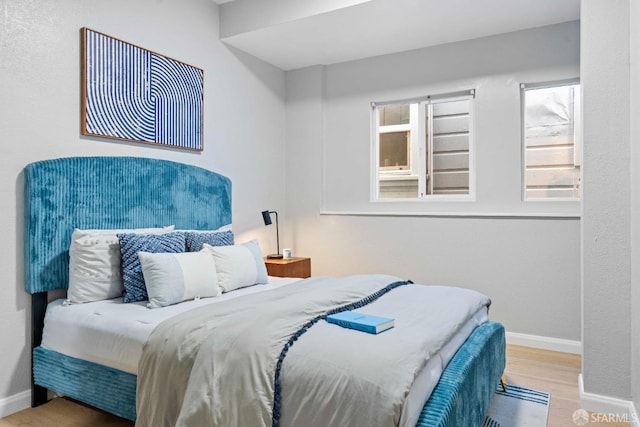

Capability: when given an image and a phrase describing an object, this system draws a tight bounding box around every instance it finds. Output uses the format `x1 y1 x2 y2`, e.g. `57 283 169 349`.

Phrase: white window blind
522 81 581 200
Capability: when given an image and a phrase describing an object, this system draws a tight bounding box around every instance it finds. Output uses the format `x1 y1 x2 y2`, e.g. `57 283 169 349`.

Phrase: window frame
370 90 476 202
520 78 581 202
377 104 418 173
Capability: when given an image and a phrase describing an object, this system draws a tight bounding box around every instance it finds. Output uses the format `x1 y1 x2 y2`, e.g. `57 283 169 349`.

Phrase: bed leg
32 384 47 407
31 292 48 407
500 374 507 392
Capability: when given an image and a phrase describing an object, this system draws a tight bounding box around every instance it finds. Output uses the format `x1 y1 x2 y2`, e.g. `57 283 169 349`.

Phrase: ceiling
216 0 580 71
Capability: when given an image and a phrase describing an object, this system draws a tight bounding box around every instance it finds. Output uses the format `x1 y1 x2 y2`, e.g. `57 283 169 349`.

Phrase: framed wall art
80 28 204 151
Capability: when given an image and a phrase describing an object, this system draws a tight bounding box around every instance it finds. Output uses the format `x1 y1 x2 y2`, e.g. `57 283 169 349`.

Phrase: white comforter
135 275 490 427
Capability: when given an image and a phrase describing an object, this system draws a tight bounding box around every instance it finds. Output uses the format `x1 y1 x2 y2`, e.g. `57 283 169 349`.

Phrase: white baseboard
506 331 582 355
578 374 640 426
0 390 30 418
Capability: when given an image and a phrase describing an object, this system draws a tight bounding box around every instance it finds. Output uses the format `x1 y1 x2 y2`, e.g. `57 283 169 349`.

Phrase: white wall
0 0 285 412
285 22 582 342
321 21 581 216
581 0 632 400
629 0 640 410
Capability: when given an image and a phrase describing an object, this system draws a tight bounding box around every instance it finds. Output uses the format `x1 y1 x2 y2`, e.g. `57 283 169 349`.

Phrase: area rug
483 384 550 427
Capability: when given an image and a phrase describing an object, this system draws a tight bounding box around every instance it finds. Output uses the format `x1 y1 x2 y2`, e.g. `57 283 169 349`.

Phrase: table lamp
261 210 283 259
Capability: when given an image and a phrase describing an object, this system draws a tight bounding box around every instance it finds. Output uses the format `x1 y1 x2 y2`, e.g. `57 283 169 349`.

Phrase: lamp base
267 253 284 259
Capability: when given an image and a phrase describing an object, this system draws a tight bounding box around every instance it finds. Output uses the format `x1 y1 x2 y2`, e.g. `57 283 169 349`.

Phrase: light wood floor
505 345 629 427
0 345 630 427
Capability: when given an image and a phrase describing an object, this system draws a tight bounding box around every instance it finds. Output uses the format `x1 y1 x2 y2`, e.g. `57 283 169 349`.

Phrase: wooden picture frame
80 28 204 151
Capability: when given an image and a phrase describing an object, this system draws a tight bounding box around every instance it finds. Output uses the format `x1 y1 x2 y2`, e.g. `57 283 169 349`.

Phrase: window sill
319 210 580 219
379 174 418 181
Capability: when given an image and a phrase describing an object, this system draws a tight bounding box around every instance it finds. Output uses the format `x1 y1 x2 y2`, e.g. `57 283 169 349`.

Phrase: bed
24 156 505 427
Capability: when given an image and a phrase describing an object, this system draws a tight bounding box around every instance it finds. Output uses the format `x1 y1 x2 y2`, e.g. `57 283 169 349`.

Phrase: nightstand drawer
264 257 311 278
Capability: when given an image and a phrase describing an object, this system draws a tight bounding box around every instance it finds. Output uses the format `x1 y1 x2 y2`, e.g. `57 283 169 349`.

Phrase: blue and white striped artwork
81 28 203 151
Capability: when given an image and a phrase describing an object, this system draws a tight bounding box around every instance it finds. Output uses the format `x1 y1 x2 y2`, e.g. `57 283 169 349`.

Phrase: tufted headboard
23 156 232 295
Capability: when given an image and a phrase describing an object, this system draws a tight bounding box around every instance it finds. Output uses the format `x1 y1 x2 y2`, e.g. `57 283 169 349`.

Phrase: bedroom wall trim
579 374 640 427
0 390 30 418
505 331 582 355
320 211 580 219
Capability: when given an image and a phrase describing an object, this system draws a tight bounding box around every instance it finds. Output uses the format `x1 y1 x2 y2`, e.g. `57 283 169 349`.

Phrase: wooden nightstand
264 257 311 278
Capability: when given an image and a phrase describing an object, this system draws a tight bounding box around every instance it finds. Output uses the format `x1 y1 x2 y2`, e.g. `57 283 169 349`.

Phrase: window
522 81 581 200
372 91 474 200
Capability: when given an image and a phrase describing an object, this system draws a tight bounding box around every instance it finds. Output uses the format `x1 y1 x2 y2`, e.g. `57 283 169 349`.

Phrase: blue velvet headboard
24 156 232 294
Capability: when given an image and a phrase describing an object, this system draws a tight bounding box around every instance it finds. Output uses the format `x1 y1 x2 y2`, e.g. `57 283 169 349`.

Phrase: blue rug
483 384 550 427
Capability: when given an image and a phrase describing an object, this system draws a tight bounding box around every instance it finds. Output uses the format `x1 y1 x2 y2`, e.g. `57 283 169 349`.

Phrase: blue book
326 311 394 334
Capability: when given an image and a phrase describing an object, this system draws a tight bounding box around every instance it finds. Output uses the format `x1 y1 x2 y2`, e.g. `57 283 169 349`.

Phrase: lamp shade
261 210 272 226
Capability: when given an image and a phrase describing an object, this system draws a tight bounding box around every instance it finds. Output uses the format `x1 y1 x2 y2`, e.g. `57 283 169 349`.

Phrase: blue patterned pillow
185 230 234 252
118 232 186 303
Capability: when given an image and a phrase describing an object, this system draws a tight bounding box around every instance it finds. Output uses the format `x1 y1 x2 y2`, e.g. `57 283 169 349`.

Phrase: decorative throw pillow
138 251 220 308
202 239 268 293
118 232 186 303
185 230 234 252
67 226 174 304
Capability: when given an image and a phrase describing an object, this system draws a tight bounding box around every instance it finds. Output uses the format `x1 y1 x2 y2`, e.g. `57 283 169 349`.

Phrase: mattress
42 277 488 427
42 276 302 374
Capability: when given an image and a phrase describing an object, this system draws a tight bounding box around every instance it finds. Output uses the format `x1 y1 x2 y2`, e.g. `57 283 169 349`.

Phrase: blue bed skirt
33 321 505 425
33 346 137 420
417 321 505 426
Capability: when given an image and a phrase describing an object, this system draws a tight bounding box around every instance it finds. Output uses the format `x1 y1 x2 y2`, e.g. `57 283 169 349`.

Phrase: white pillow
67 226 174 304
202 240 268 293
138 251 220 309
